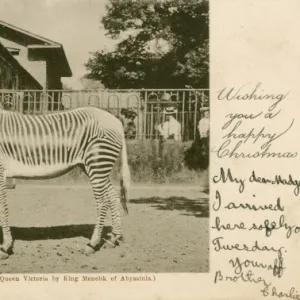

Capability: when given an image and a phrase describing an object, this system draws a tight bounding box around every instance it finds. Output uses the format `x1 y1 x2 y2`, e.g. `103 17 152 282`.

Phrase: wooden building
0 20 72 188
0 41 42 90
0 20 72 90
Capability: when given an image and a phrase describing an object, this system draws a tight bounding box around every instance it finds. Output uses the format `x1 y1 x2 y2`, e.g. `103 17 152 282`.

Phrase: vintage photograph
0 0 209 273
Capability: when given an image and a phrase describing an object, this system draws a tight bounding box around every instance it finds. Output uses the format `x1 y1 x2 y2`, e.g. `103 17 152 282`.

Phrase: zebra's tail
120 135 130 215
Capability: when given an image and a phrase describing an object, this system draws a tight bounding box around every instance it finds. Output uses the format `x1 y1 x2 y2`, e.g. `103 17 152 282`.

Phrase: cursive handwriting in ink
212 217 246 231
261 286 300 299
214 269 271 290
225 196 284 212
213 139 297 159
222 119 295 150
212 237 285 256
213 190 222 211
249 214 300 238
229 252 284 278
213 82 296 297
250 170 300 196
217 82 290 102
213 167 245 193
222 112 262 129
215 189 284 212
273 249 285 278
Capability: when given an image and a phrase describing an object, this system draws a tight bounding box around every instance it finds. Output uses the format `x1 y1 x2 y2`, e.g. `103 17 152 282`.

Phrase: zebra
0 104 130 260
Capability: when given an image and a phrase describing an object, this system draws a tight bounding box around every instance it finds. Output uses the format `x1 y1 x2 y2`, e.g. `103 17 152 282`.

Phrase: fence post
143 91 148 139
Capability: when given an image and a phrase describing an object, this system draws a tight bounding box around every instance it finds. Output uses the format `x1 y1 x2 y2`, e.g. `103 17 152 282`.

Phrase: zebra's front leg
104 182 124 248
0 168 13 259
85 182 110 255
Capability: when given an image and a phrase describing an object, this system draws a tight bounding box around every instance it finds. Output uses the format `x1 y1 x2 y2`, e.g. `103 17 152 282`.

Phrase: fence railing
0 89 209 141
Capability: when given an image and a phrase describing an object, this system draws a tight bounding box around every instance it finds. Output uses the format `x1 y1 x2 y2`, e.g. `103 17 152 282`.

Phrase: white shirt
198 117 209 138
157 116 181 141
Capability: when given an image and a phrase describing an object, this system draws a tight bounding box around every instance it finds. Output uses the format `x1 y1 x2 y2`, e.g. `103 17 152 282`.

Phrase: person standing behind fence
198 108 209 152
156 108 181 141
121 108 137 139
156 93 181 141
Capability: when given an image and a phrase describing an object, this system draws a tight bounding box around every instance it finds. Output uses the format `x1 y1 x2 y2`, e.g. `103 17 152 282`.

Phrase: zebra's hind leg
104 181 124 248
84 179 110 255
0 166 13 259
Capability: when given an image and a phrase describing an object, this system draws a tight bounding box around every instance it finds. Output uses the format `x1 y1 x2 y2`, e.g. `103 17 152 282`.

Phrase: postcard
0 0 298 299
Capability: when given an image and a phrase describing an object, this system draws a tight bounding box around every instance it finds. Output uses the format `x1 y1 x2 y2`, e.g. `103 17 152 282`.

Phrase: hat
164 106 177 114
161 92 178 110
161 92 171 101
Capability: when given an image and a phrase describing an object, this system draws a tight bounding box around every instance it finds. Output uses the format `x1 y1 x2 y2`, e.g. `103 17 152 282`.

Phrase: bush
184 132 209 171
115 140 192 183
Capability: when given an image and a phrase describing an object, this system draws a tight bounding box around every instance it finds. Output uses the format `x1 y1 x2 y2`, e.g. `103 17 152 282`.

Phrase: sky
0 0 118 89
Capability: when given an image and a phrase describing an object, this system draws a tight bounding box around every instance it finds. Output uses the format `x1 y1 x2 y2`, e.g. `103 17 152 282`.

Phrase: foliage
85 0 209 88
62 83 73 91
184 130 209 170
80 78 104 90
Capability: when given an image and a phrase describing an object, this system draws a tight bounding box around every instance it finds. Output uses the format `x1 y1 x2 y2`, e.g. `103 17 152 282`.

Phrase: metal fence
0 89 209 141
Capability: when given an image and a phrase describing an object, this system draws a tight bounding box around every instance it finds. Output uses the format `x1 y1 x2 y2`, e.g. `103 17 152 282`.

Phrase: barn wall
46 61 62 90
0 56 16 89
0 37 47 89
17 46 46 89
0 56 42 90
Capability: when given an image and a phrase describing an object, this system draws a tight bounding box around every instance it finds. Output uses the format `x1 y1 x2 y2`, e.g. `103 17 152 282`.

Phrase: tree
80 78 104 90
85 0 209 88
62 83 73 91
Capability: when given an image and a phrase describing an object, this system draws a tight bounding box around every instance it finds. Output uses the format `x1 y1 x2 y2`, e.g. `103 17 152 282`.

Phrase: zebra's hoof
84 244 96 256
106 234 124 247
0 249 9 260
114 235 125 246
103 238 117 248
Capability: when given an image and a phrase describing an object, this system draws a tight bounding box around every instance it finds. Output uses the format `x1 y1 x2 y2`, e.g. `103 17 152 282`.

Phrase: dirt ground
0 184 209 273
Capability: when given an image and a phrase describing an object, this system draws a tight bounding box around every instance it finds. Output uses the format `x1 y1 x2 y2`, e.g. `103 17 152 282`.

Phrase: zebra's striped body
0 106 130 259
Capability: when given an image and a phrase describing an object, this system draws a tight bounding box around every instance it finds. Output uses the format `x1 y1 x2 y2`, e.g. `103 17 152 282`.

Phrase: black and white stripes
0 106 130 259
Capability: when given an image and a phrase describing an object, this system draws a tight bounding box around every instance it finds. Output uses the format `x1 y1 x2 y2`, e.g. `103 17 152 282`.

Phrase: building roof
0 20 72 77
0 41 43 89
